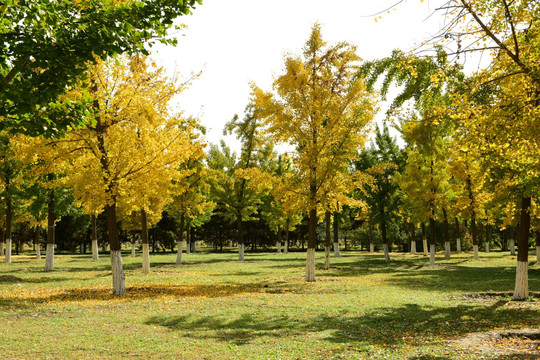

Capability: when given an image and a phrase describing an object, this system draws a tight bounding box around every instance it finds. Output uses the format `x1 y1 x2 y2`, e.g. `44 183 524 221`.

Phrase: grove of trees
0 1 538 301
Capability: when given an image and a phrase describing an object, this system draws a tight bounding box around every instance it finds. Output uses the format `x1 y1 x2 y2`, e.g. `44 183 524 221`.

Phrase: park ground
0 249 539 359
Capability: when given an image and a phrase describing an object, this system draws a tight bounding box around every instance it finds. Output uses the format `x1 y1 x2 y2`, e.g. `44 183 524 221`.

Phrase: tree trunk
471 212 479 260
45 177 55 271
382 219 390 262
443 209 450 259
536 230 540 264
237 215 244 261
131 240 136 257
284 227 289 254
190 227 196 253
409 222 416 254
513 197 530 300
333 212 340 257
421 222 428 256
324 211 331 270
5 194 12 263
429 218 435 266
368 224 374 253
277 228 282 253
141 209 150 274
35 225 41 260
306 207 317 282
510 225 517 255
455 218 461 252
186 225 191 254
0 229 4 257
176 213 185 265
91 214 99 261
485 224 491 253
106 202 125 296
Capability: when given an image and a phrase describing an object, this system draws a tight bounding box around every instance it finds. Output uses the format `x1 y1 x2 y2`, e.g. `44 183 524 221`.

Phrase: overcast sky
152 0 448 152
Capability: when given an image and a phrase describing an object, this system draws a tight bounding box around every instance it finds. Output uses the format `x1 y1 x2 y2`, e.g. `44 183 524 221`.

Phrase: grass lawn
0 249 539 359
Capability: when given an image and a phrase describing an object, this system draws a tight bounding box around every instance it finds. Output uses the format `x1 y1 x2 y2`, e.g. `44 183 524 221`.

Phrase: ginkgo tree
251 24 376 281
45 55 197 295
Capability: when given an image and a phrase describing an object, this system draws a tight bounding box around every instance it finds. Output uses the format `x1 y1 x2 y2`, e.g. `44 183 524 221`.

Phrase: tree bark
471 212 479 260
107 202 125 296
455 218 461 252
421 222 428 256
176 213 185 265
306 207 317 282
284 227 289 254
333 212 340 257
5 191 12 263
368 223 374 253
513 197 531 300
35 225 41 260
190 227 196 253
485 224 491 253
45 175 55 271
0 229 4 257
409 222 416 254
536 230 540 264
237 215 244 261
91 214 99 261
382 219 390 262
277 227 282 253
429 217 436 266
324 210 331 270
141 209 150 274
443 209 450 259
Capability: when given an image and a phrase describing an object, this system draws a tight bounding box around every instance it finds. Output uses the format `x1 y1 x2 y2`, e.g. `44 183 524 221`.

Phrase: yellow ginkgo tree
251 24 376 281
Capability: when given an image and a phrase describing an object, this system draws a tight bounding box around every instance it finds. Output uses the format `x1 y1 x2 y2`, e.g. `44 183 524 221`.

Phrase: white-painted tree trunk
142 243 150 274
36 244 41 260
383 244 390 262
456 239 461 253
512 261 528 300
444 242 451 259
92 240 99 261
277 241 281 253
111 250 125 296
429 244 435 266
45 243 54 270
333 242 340 257
324 246 330 269
176 240 184 265
510 239 516 255
238 243 244 261
485 242 490 253
536 246 540 264
5 239 11 263
186 242 191 254
369 243 374 253
130 241 136 257
423 239 428 256
473 244 479 260
306 248 315 281
411 241 416 254
284 240 288 254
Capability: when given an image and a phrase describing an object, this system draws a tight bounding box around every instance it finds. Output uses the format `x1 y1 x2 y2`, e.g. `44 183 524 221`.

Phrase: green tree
1 0 200 136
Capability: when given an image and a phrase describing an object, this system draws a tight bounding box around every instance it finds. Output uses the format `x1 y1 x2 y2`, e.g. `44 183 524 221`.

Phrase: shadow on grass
0 275 71 284
0 280 311 309
145 303 540 350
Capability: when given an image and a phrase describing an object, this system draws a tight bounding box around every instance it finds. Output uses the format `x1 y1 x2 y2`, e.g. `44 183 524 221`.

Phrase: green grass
0 249 539 359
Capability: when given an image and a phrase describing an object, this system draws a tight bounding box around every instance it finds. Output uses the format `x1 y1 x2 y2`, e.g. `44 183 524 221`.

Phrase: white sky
152 0 449 153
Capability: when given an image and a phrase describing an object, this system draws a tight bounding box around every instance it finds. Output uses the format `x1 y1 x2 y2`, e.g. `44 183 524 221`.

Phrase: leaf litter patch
453 329 540 358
